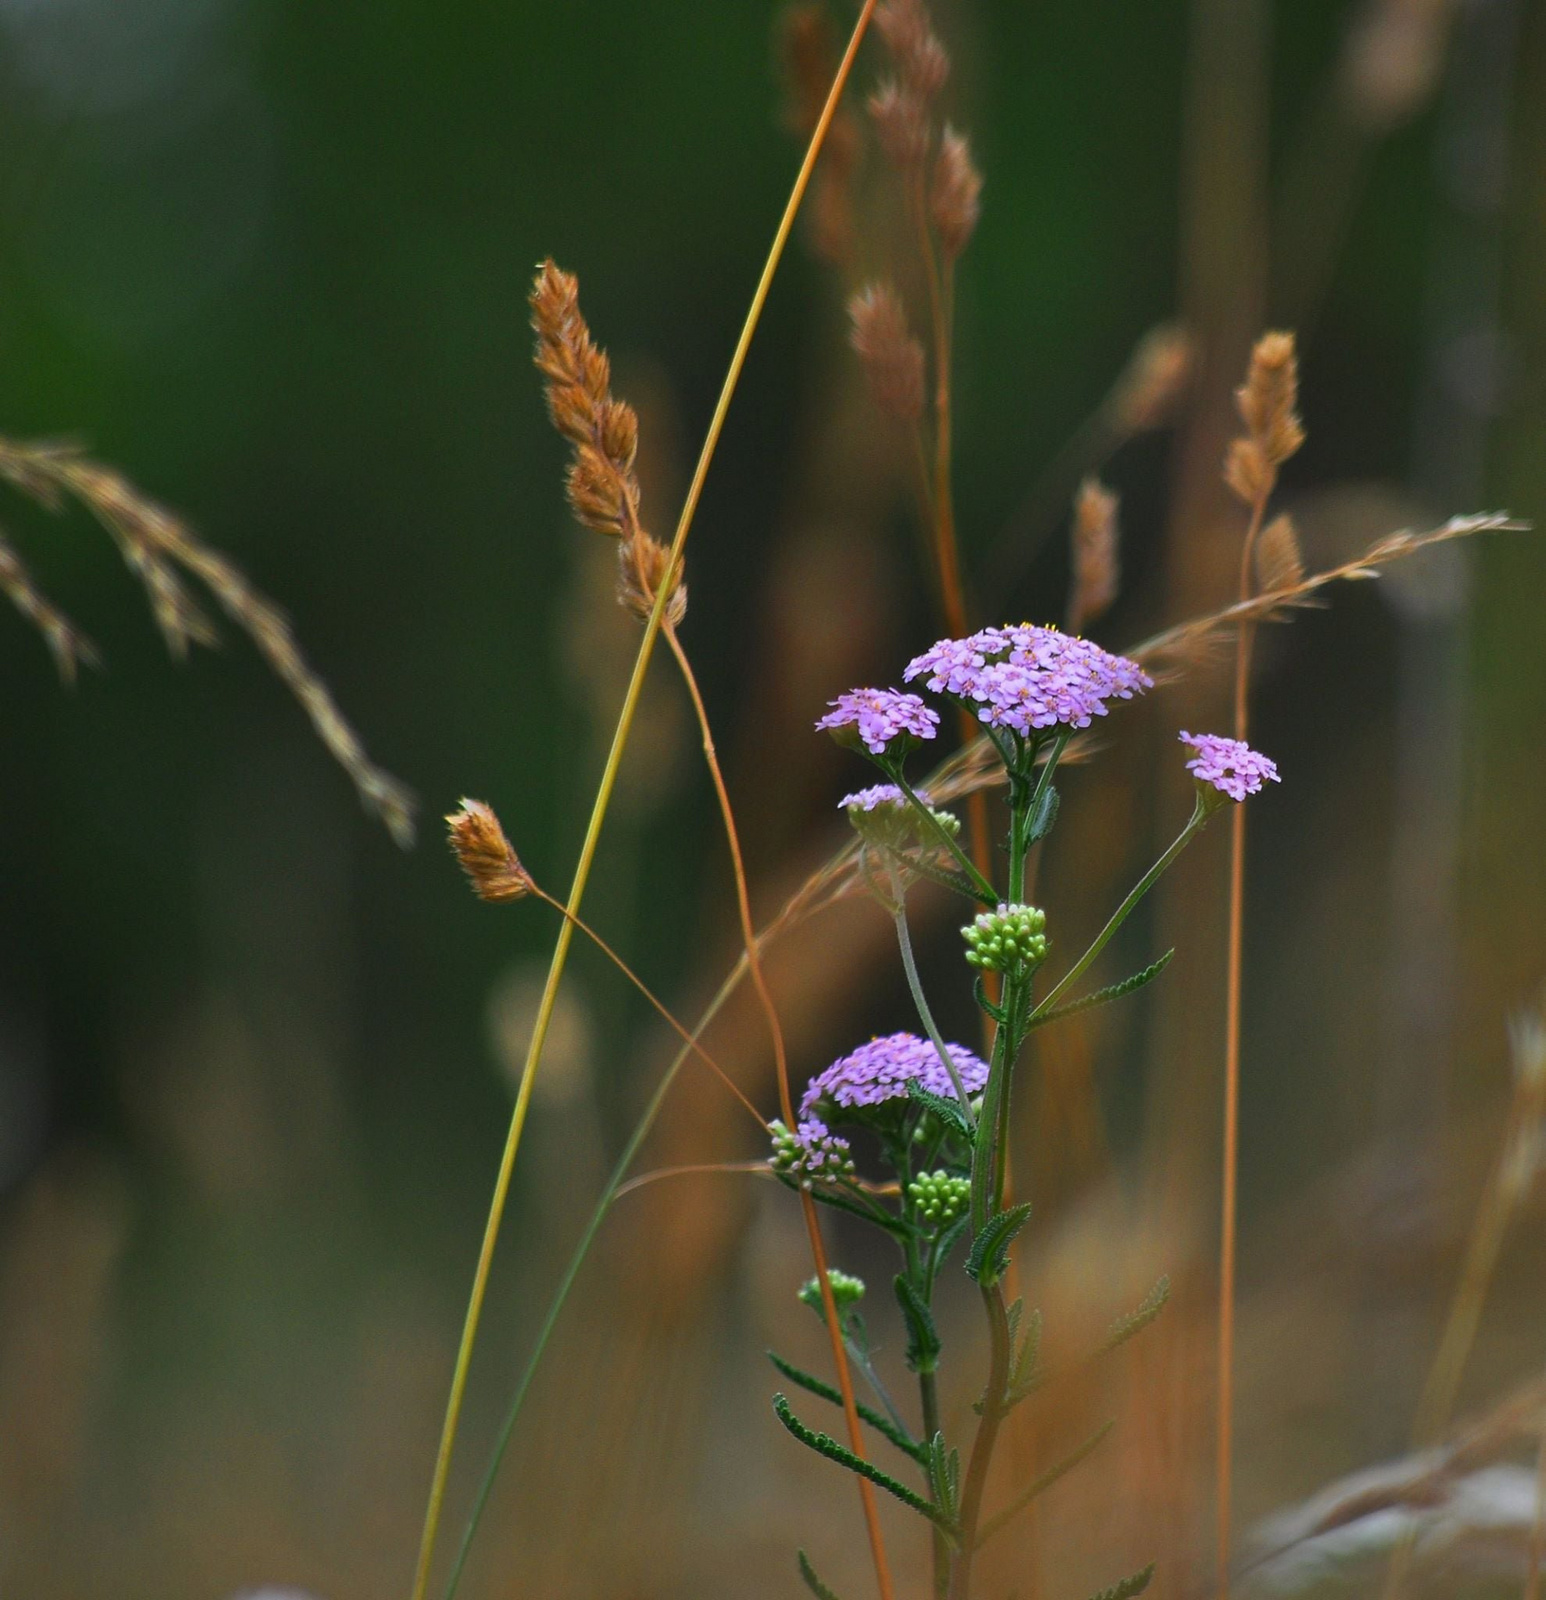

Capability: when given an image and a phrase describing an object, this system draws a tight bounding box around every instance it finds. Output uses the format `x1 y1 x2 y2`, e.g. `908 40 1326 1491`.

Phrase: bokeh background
2 0 1545 1595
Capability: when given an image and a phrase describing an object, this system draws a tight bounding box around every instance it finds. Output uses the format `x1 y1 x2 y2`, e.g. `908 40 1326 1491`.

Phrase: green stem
888 765 997 903
949 1284 1013 1600
888 864 977 1126
1030 797 1209 1024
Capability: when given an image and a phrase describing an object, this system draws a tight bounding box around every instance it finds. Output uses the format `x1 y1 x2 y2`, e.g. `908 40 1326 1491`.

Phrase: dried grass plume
930 125 982 259
849 284 926 423
1067 477 1121 633
1225 330 1305 506
446 799 532 904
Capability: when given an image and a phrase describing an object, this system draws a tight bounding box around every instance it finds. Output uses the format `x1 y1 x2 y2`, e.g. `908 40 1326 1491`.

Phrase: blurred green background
2 1 1544 1596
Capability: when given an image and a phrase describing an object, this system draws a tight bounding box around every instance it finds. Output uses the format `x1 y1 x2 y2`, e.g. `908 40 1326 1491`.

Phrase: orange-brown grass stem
409 12 878 1597
1217 488 1266 1600
525 882 767 1130
663 620 896 1600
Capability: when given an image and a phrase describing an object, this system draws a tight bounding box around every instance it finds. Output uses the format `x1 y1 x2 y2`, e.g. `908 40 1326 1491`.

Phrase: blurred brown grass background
3 1 1546 1596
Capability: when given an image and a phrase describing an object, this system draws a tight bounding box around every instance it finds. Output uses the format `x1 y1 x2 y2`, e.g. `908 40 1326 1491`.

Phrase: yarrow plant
766 613 1279 1599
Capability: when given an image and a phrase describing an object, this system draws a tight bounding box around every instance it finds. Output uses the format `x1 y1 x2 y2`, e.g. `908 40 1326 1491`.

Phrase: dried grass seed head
1111 324 1195 434
778 4 860 264
1238 330 1305 467
1254 513 1305 594
849 283 926 423
617 532 687 628
447 799 532 904
868 77 932 170
529 259 643 539
1068 477 1121 633
875 0 949 100
930 125 982 259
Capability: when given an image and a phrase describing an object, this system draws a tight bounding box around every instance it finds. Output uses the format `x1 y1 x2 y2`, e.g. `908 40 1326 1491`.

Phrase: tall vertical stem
1217 489 1267 1599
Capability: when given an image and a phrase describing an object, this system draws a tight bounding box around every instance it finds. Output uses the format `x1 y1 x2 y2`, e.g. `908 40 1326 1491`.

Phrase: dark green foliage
766 1352 925 1463
894 1275 942 1374
1029 951 1174 1030
906 1078 974 1139
974 1421 1115 1548
797 1550 845 1600
1085 1563 1157 1600
965 1202 1033 1286
936 1211 972 1267
771 1394 956 1532
1099 1277 1171 1355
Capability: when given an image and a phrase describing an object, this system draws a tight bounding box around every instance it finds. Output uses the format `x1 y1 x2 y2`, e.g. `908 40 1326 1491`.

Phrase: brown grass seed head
529 259 644 540
447 799 532 904
875 0 950 100
930 125 982 260
1237 330 1305 468
1111 324 1195 435
868 78 932 170
849 283 926 424
1254 513 1305 594
618 532 687 628
1069 477 1121 633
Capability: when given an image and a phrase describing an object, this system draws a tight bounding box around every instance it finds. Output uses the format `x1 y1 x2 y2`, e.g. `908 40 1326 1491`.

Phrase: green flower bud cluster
962 903 1048 973
799 1269 866 1315
907 1169 972 1228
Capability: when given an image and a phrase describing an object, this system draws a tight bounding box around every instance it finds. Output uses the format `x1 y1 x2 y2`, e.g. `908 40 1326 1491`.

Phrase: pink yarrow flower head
816 688 939 757
800 1031 989 1119
769 1117 856 1188
1179 731 1280 803
904 623 1151 737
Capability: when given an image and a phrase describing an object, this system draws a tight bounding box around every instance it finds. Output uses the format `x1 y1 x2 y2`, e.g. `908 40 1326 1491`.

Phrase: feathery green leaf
894 1275 942 1374
1085 1562 1156 1600
965 1202 1033 1285
1028 951 1174 1030
974 1421 1115 1547
766 1352 925 1463
797 1551 846 1600
1099 1277 1170 1355
772 1394 956 1533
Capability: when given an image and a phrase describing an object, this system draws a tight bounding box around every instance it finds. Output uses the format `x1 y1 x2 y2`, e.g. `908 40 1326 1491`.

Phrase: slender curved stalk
888 862 976 1124
409 15 879 1596
528 884 766 1127
666 621 895 1599
1030 800 1207 1025
889 766 997 902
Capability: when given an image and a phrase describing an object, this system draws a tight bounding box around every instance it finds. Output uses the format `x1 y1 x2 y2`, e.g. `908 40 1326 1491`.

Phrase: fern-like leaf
1099 1277 1170 1355
767 1352 925 1463
1028 951 1174 1030
1086 1562 1156 1600
974 1421 1115 1548
894 1275 942 1374
965 1202 1032 1286
797 1551 846 1600
905 1079 974 1139
772 1394 956 1533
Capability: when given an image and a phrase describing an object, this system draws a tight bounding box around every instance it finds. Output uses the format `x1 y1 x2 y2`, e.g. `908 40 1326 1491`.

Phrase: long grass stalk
664 621 896 1599
409 13 878 1595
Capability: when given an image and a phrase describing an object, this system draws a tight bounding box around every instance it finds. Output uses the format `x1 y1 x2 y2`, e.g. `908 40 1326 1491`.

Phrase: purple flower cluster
904 624 1151 736
1179 731 1280 801
769 1117 856 1187
838 783 918 812
816 688 939 756
800 1031 989 1117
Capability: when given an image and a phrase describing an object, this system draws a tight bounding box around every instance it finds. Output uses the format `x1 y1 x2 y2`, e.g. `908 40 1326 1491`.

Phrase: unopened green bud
906 1168 972 1228
962 903 1048 973
799 1268 867 1316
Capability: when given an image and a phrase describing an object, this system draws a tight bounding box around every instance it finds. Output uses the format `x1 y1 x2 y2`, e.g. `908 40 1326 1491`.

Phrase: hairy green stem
889 863 977 1124
949 1283 1013 1600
